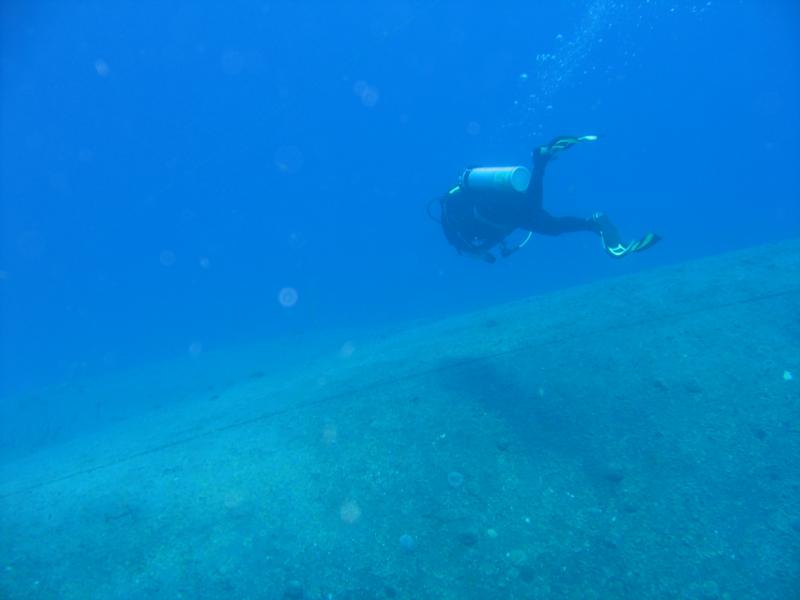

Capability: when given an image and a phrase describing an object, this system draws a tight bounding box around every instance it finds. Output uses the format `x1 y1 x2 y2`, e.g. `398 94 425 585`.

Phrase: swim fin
535 134 600 162
592 212 661 258
603 232 662 258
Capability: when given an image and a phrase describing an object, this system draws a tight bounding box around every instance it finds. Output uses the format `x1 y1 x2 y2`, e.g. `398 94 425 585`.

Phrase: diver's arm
453 233 497 263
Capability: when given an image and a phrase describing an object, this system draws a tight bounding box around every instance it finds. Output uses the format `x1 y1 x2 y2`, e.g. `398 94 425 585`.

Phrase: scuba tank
427 165 533 263
461 166 530 193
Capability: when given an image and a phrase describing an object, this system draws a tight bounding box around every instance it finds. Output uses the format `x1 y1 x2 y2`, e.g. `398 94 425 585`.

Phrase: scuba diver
429 135 661 263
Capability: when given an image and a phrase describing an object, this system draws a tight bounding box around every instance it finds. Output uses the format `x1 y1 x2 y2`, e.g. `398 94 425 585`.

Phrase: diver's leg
529 209 597 236
527 134 598 210
530 209 661 256
526 146 550 211
590 212 621 248
590 212 662 258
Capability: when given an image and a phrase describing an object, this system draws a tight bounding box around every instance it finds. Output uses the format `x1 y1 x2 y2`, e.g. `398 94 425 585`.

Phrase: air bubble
278 287 298 308
159 250 176 267
94 60 110 77
340 500 361 523
353 80 380 108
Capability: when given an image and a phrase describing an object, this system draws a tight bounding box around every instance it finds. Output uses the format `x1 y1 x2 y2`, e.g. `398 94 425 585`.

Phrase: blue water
2 4 800 598
2 1 798 395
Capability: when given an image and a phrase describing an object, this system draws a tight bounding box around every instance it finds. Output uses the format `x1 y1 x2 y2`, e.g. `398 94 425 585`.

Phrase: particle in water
603 464 625 483
353 80 380 107
288 231 307 249
159 250 176 267
339 500 361 523
322 423 337 444
508 549 528 566
283 580 304 599
399 533 415 552
278 287 298 308
486 528 498 539
94 59 110 76
274 146 304 174
447 471 464 488
783 370 794 381
457 531 478 546
339 341 356 358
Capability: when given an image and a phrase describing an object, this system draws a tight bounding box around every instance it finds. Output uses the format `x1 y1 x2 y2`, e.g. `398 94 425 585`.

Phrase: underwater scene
1 1 799 599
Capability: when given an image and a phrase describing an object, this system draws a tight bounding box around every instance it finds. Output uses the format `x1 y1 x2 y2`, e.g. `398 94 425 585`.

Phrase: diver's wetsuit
518 150 598 236
448 148 598 260
436 135 660 261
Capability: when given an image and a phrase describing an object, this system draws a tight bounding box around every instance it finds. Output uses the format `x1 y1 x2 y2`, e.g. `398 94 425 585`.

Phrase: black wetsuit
515 151 596 235
437 135 661 261
440 151 598 262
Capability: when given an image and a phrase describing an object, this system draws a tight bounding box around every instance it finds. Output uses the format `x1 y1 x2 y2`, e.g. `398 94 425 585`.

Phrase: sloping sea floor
1 240 799 600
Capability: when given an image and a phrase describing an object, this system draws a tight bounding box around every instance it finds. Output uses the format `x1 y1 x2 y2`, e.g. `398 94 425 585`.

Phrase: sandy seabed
2 241 799 599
